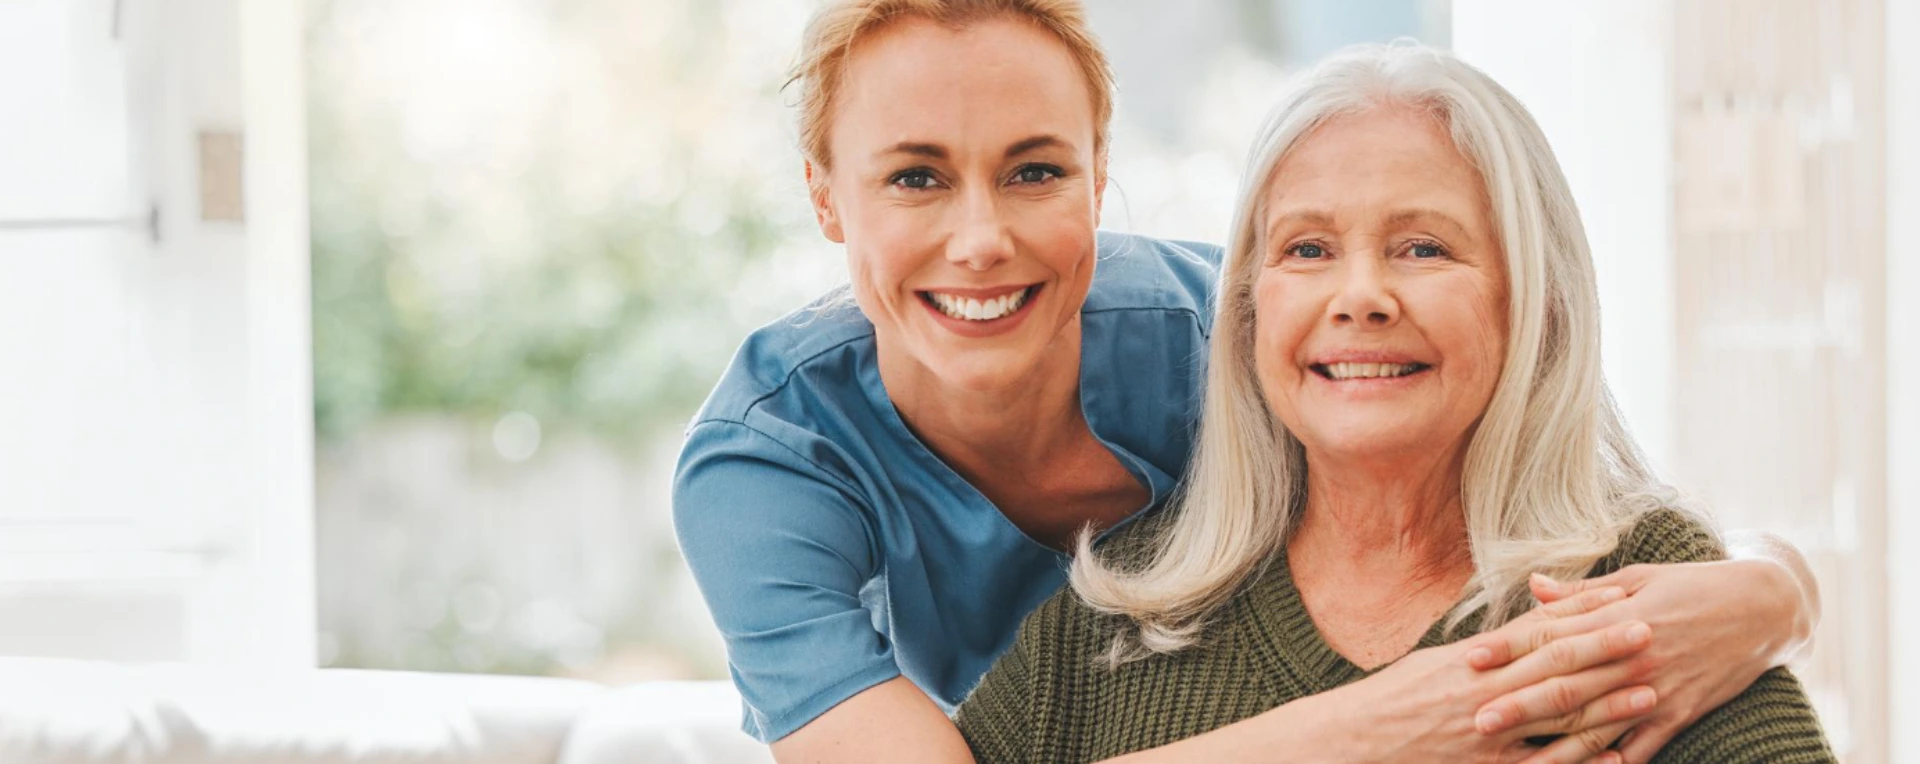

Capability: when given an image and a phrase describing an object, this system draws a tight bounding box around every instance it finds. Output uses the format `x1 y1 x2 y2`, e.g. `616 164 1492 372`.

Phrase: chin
928 350 1043 393
1297 419 1445 461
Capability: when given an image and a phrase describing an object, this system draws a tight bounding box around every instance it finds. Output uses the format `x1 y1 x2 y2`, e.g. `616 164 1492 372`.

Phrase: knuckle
1551 710 1584 735
1576 727 1614 754
1529 624 1557 655
1547 679 1582 714
1547 636 1583 667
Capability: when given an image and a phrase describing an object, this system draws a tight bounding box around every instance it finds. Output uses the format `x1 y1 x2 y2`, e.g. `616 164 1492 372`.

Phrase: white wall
1885 0 1917 757
0 0 312 669
1451 0 1677 470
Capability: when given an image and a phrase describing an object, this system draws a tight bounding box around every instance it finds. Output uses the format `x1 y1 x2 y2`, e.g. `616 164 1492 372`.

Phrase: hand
1326 586 1659 764
1475 562 1799 763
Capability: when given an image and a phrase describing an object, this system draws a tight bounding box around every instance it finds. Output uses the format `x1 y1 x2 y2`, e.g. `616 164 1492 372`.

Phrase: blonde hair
1071 43 1691 663
787 0 1116 170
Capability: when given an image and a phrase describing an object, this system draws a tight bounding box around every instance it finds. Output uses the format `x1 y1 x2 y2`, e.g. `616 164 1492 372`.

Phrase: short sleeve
1604 510 1838 764
672 420 902 742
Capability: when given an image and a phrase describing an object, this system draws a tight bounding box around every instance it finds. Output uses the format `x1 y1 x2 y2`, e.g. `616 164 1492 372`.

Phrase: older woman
954 43 1836 763
674 3 1825 762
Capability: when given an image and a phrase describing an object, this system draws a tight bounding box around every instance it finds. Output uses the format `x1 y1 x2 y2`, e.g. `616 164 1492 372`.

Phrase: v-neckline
856 325 1168 557
1246 546 1481 693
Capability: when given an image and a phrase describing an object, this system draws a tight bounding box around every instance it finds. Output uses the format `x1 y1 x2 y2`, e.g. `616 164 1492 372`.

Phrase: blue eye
1011 165 1063 185
891 169 939 190
1288 242 1327 260
1410 242 1447 259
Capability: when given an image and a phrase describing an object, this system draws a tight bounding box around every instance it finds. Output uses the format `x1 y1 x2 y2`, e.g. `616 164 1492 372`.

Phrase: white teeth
1324 362 1419 380
928 288 1029 321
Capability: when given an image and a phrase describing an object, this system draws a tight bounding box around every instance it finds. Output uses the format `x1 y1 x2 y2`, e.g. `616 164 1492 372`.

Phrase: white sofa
0 658 775 764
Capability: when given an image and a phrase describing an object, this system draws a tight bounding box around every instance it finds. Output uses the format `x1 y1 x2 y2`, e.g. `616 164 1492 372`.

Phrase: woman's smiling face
809 15 1105 393
1253 105 1509 467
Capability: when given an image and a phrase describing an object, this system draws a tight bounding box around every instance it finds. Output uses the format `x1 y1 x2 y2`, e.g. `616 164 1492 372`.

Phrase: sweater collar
1243 546 1480 694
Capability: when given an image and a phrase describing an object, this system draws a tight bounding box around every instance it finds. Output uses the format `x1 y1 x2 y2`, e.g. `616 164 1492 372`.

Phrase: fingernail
1630 689 1656 710
1467 647 1492 666
1626 622 1651 645
1531 572 1559 592
1476 709 1504 733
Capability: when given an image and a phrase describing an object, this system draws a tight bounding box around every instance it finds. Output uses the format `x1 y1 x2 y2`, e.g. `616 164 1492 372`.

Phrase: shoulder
689 289 877 428
1593 507 1729 575
1085 231 1223 335
996 569 1121 683
673 295 886 544
1005 509 1182 659
1655 667 1837 763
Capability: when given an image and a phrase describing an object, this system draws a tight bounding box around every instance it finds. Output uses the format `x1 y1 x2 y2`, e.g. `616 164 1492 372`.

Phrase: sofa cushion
557 681 771 764
0 658 603 764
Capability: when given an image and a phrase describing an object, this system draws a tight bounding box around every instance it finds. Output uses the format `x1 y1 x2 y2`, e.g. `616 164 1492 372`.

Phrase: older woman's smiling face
1253 106 1508 467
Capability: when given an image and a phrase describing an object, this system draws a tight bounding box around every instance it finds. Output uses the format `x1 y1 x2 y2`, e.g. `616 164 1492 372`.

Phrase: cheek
1023 209 1098 282
844 246 895 298
843 237 930 329
841 206 927 293
1251 275 1313 389
1435 273 1509 397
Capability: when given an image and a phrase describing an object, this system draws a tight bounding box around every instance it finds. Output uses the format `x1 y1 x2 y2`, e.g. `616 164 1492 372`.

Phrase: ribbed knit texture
955 509 1836 763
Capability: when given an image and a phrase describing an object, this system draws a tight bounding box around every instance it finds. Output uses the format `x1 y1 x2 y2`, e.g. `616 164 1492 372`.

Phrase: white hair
1070 42 1693 663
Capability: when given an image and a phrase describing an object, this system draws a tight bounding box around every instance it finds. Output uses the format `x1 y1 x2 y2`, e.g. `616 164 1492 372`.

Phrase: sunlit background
1 0 1915 762
304 0 1448 686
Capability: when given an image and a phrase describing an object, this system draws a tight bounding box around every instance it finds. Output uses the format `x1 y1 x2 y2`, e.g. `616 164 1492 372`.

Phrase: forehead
1264 106 1489 225
830 16 1096 159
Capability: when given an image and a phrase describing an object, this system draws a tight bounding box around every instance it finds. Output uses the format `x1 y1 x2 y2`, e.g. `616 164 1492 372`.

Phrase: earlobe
806 161 845 243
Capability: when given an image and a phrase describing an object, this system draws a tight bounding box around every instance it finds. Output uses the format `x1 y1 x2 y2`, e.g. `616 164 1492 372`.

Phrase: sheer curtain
1456 0 1894 760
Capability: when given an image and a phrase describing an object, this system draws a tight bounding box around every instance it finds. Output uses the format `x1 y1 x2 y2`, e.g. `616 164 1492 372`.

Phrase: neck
1289 446 1473 587
876 318 1087 467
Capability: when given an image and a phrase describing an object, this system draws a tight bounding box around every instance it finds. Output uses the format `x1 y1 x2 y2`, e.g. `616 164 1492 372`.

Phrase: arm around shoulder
1609 510 1838 764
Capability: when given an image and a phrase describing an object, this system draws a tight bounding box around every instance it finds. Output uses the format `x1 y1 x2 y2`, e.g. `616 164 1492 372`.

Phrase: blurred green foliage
308 0 830 450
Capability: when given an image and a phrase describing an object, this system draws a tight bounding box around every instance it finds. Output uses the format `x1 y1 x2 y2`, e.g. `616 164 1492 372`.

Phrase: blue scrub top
672 232 1223 741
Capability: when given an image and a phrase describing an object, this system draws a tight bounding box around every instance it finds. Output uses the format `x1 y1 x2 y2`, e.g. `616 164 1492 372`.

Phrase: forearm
1723 529 1821 662
1098 685 1357 764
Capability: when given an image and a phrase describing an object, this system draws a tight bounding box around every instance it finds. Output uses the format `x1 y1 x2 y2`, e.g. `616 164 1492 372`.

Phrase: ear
806 161 845 243
1092 150 1109 227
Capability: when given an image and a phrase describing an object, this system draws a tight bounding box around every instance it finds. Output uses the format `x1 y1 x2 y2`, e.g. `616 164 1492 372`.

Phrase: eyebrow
879 142 948 161
1383 208 1473 239
1264 210 1336 243
1004 134 1069 159
874 134 1073 163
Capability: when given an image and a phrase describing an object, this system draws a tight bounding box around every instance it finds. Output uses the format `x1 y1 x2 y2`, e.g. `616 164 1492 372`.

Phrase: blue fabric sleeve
671 419 903 742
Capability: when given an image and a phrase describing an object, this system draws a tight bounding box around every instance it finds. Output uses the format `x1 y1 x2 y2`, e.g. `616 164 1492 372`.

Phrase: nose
1328 254 1400 328
946 185 1014 272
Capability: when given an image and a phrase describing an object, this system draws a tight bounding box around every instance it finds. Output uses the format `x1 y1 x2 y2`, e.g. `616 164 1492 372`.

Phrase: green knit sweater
955 509 1836 763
